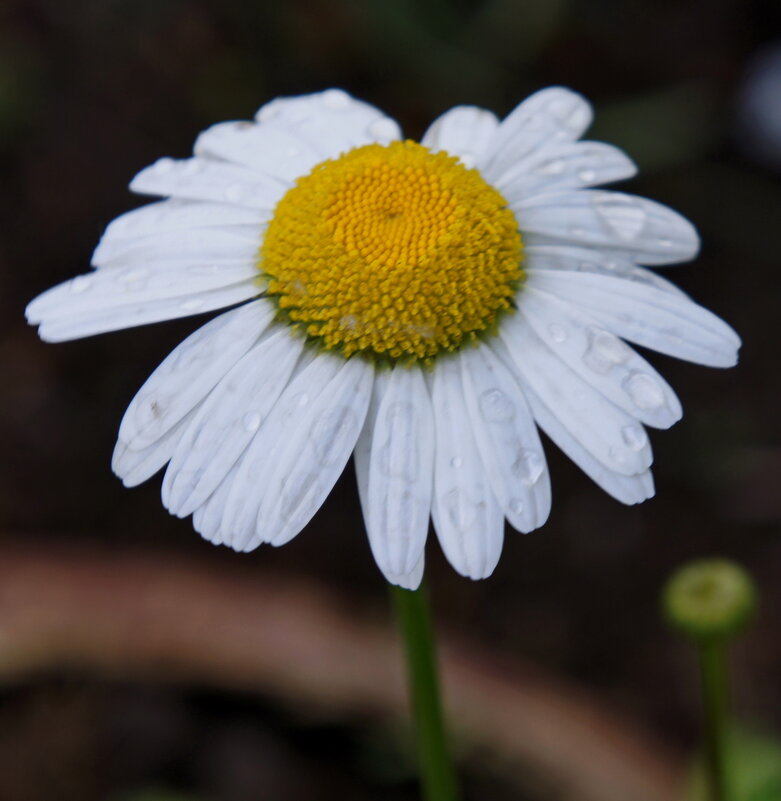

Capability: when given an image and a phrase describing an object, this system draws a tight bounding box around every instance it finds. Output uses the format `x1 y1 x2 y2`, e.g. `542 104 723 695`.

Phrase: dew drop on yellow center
259 140 524 362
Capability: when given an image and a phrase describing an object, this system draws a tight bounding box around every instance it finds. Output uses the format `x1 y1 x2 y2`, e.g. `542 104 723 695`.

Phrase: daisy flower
26 87 740 588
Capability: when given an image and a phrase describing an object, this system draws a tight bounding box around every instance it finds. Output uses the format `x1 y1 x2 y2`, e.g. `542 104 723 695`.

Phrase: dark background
1 1 780 799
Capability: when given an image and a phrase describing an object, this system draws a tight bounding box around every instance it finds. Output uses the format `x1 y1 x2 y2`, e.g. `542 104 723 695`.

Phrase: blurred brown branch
0 540 684 801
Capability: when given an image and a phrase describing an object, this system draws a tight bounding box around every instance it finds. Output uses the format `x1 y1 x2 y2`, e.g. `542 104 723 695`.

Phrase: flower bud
662 558 757 642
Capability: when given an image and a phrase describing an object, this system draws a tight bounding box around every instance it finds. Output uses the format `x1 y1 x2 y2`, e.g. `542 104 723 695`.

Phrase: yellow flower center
259 140 523 362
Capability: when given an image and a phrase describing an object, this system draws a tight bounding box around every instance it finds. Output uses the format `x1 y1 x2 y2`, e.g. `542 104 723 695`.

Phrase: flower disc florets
259 140 523 362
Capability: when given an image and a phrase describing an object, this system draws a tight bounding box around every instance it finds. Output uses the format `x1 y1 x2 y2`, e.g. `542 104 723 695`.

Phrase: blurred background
1 0 780 799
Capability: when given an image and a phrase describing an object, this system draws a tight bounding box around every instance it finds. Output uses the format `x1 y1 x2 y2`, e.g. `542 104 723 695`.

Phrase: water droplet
69 275 93 294
224 184 248 203
322 89 350 109
378 402 418 480
450 456 463 469
548 323 567 343
583 327 631 374
621 424 648 451
578 169 596 182
279 470 321 526
623 372 666 410
513 449 544 486
312 405 356 465
380 482 418 573
592 194 646 241
443 489 482 531
538 158 565 175
478 389 515 422
179 298 205 312
243 412 261 433
509 499 524 516
153 158 174 174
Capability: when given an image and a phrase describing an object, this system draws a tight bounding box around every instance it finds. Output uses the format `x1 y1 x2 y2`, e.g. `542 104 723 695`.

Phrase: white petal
112 407 197 487
498 314 653 475
130 157 287 210
217 351 336 549
459 344 551 532
354 374 427 590
361 366 434 577
194 121 325 183
515 189 700 265
192 464 240 548
99 199 266 243
525 244 689 296
526 269 740 367
480 87 592 182
383 555 425 591
430 357 504 580
522 380 655 505
27 261 258 326
117 300 274 451
421 106 499 167
92 225 261 267
254 89 401 160
31 280 260 342
258 358 373 547
496 141 637 202
354 371 388 522
519 287 683 429
163 328 304 517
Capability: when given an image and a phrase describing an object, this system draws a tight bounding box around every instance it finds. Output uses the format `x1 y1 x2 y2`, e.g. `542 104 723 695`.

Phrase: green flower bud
662 558 757 642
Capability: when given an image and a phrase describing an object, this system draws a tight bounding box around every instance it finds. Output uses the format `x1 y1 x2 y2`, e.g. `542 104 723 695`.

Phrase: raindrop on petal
513 449 545 486
510 499 525 516
478 389 515 423
548 323 567 343
621 424 649 451
623 372 666 410
311 405 356 466
592 193 647 241
583 327 632 374
279 470 321 526
242 412 261 433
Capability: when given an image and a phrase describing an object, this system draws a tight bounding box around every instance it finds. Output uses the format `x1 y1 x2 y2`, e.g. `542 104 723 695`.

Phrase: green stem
391 581 460 801
697 639 729 801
